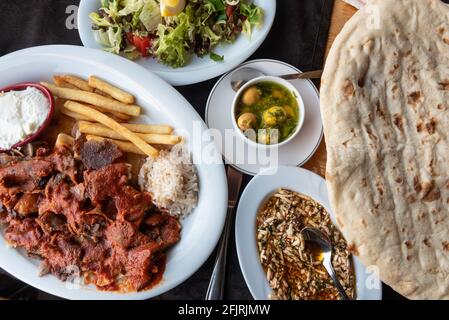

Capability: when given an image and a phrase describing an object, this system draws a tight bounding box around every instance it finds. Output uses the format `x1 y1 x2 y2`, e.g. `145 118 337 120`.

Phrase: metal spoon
230 67 323 92
300 227 351 300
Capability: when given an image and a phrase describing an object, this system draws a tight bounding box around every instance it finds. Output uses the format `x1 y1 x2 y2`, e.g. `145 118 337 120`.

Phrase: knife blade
205 166 243 300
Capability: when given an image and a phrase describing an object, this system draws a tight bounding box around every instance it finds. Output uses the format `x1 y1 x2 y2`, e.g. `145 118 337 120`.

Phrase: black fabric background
0 0 404 300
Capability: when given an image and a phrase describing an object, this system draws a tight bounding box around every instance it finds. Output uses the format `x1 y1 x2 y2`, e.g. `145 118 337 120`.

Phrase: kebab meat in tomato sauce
0 137 181 292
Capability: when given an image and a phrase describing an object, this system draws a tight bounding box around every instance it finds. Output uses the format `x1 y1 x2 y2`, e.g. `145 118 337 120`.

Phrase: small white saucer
206 59 323 175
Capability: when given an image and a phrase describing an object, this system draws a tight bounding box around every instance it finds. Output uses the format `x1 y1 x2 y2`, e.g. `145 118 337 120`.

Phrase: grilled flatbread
321 0 449 299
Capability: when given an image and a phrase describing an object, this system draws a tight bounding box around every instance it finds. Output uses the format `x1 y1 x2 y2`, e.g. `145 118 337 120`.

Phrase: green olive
237 112 257 131
263 106 287 127
241 86 261 106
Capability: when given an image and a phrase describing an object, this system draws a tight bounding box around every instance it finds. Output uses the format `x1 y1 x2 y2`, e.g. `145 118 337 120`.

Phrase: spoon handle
330 267 351 300
280 69 323 80
323 257 351 300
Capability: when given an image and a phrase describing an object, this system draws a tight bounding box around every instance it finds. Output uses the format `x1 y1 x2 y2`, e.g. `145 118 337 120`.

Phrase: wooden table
302 0 357 177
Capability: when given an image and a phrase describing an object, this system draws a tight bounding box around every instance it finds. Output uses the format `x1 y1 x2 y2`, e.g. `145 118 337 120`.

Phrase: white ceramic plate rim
235 166 383 300
77 0 276 86
0 45 228 300
205 59 323 176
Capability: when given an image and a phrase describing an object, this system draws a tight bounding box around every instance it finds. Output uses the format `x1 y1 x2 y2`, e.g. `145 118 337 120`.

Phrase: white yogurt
0 87 50 149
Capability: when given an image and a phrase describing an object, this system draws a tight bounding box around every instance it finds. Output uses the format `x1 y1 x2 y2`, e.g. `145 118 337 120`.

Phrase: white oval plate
235 166 382 300
0 45 228 300
78 0 276 86
206 60 323 176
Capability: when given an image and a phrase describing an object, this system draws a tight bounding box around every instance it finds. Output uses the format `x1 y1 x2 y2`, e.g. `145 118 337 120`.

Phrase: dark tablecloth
0 0 402 300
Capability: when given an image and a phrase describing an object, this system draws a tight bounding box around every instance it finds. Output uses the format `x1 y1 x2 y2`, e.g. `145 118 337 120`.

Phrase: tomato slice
226 5 236 19
127 33 152 57
126 32 134 44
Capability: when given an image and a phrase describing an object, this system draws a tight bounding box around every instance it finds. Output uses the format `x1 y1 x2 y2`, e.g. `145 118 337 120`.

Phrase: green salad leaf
131 6 144 28
240 2 263 38
155 11 192 68
90 0 264 67
124 43 141 60
89 12 113 27
117 0 144 16
207 0 225 12
93 26 123 54
209 52 224 61
103 0 121 20
139 0 162 32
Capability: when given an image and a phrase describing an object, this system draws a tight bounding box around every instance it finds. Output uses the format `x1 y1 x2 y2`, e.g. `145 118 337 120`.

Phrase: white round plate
78 0 276 86
0 45 227 300
235 166 383 300
206 60 323 176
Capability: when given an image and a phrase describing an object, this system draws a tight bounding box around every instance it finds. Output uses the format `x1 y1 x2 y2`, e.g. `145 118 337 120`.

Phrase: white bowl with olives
232 76 305 147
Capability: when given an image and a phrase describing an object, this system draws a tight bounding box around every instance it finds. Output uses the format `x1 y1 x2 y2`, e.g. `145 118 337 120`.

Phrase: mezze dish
256 189 355 300
89 0 263 68
0 84 54 150
233 77 303 146
0 74 198 292
321 0 449 299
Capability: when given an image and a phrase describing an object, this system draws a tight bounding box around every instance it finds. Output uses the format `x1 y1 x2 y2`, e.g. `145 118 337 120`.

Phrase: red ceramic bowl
0 82 55 151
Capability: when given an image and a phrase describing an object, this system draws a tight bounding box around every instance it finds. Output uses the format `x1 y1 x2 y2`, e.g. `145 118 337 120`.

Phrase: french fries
78 121 181 145
78 120 173 135
64 101 158 158
50 74 180 157
86 135 146 156
53 76 79 90
60 106 93 121
118 123 173 135
88 76 135 104
55 133 75 148
54 75 93 92
41 82 141 117
94 88 112 98
61 103 129 122
87 105 131 121
52 76 131 120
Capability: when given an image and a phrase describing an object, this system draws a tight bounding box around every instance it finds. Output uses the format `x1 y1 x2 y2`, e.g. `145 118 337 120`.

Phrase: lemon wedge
160 0 186 17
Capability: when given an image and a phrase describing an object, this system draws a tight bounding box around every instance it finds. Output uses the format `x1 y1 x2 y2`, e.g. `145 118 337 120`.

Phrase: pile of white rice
138 144 199 218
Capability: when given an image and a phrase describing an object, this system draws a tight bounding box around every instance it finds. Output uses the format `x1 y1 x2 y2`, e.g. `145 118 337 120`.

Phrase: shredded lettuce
139 0 162 32
240 2 263 38
90 0 264 67
117 0 144 16
89 12 113 27
155 3 224 66
210 52 224 61
155 11 192 68
124 44 141 60
130 6 143 28
207 0 225 12
197 25 220 55
103 0 121 20
93 26 123 54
